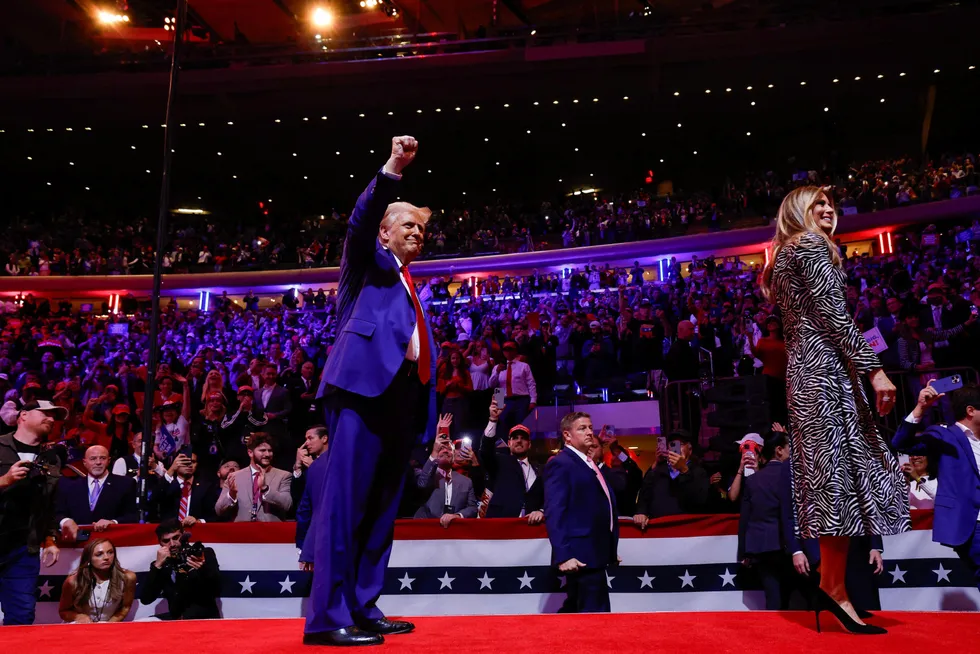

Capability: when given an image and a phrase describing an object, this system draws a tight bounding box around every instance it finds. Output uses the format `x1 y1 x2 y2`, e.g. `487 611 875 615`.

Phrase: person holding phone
633 429 710 528
892 382 980 593
478 400 544 524
761 186 907 635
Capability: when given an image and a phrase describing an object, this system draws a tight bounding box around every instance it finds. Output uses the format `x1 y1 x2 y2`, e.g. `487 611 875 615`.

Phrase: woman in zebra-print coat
762 186 909 633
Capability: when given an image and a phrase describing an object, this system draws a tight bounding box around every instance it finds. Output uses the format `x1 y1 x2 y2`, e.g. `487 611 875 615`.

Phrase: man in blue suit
304 136 437 647
892 381 980 592
737 432 806 610
544 411 619 613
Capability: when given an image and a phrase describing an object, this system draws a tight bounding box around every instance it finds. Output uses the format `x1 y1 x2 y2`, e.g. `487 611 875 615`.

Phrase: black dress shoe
355 617 415 635
303 627 385 646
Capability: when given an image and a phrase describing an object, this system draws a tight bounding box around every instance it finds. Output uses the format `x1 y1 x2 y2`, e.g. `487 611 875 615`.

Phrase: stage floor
3 612 980 652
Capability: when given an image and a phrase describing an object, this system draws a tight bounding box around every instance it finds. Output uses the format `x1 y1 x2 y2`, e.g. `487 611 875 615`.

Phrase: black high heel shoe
813 587 887 635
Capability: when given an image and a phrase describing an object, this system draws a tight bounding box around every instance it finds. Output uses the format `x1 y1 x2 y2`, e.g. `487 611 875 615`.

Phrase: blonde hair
380 202 432 234
760 186 841 299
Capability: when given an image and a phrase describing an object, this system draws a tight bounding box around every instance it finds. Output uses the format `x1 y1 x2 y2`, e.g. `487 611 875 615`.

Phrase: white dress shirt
491 359 538 403
909 476 938 509
388 249 421 362
905 411 980 521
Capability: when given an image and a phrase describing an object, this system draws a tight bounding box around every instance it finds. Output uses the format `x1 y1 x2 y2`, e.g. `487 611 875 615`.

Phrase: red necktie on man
178 479 191 522
400 265 432 385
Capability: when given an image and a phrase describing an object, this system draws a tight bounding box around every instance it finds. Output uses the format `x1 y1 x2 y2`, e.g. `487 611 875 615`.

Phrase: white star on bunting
477 572 495 590
238 576 256 594
398 572 416 591
888 565 907 584
719 568 737 588
437 572 455 590
517 571 535 590
637 571 655 589
279 576 296 594
37 580 54 598
933 563 952 583
606 573 615 589
679 570 696 589
558 575 567 589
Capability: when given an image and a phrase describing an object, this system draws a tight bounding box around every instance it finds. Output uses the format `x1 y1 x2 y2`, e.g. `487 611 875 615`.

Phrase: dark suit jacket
137 546 221 619
158 476 220 523
893 419 980 547
254 385 292 420
55 474 139 525
737 460 801 560
413 459 478 518
543 447 619 569
599 456 643 516
297 456 327 556
479 435 543 518
635 460 711 518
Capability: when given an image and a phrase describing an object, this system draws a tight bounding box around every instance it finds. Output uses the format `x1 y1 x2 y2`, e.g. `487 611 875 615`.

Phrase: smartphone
932 374 964 395
897 454 910 466
669 442 683 455
76 529 92 543
493 387 506 409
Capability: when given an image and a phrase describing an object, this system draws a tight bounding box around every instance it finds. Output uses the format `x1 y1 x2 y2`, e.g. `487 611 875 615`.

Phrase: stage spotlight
311 7 334 27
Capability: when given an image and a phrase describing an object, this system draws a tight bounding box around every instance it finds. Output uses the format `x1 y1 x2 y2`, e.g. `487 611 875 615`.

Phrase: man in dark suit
305 137 436 646
290 425 329 516
920 283 970 369
138 519 221 620
254 364 293 469
633 429 710 528
478 400 544 523
413 435 478 523
158 452 219 526
57 444 138 540
544 411 619 613
737 432 807 610
893 382 980 592
875 296 904 370
288 361 320 436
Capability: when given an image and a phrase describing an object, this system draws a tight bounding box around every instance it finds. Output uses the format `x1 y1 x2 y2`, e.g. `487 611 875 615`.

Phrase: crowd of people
2 200 980 625
3 152 976 277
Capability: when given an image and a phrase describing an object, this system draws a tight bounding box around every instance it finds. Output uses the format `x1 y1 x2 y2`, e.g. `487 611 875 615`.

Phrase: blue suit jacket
737 460 801 560
893 419 980 547
55 474 139 525
296 455 327 554
318 172 437 400
543 447 619 569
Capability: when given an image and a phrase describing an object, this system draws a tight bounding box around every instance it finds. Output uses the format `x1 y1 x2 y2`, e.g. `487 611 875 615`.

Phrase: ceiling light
877 74 884 79
677 123 682 127
387 111 393 115
833 78 839 83
321 116 327 120
311 7 334 27
824 107 829 112
533 102 539 106
746 131 751 136
622 96 628 100
693 151 698 155
417 109 422 113
673 91 680 96
933 68 940 73
217 152 222 155
767 83 774 88
275 119 281 123
880 98 885 103
303 117 309 121
455 107 461 111
359 113 365 117
725 87 731 92
969 65 976 70
659 159 664 163
751 101 756 106
800 81 806 86
746 85 752 90
900 72 906 76
592 98 598 102
705 89 711 94
854 76 861 80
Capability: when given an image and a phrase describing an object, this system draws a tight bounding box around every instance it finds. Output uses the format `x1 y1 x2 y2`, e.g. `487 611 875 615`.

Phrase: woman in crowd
437 350 473 439
59 538 137 623
762 186 907 635
751 315 789 423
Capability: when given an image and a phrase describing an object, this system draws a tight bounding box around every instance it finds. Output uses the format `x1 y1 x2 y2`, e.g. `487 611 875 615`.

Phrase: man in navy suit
304 137 437 647
56 444 138 541
892 382 980 592
544 411 619 613
478 400 544 523
737 431 806 610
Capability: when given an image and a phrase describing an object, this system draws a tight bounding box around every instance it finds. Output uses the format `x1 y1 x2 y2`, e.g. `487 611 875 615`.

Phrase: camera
170 532 206 573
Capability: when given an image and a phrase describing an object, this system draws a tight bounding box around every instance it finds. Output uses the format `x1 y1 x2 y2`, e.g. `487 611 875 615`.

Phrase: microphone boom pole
139 0 189 522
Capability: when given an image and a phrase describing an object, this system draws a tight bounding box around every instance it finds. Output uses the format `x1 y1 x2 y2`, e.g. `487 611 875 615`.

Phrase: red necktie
400 265 431 385
506 361 514 397
178 479 191 521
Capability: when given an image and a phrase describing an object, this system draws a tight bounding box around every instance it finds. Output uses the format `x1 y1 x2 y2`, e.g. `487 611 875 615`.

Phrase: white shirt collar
88 472 109 485
566 445 592 466
956 421 977 440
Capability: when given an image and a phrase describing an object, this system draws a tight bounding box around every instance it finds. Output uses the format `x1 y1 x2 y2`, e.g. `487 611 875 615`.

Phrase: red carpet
3 612 979 652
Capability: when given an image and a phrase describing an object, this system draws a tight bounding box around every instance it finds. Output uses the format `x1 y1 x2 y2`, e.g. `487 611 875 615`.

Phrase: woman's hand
869 368 897 416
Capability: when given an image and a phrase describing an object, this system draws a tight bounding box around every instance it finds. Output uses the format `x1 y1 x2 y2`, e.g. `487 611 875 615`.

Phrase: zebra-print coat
770 232 910 539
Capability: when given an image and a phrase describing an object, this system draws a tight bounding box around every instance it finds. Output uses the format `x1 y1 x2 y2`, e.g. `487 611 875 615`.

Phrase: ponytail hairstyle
760 186 841 300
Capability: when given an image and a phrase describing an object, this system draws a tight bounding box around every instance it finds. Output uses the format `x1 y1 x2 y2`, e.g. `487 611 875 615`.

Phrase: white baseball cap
735 433 764 447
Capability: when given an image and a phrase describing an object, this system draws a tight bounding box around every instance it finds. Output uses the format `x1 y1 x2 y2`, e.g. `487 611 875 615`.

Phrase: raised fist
388 136 419 174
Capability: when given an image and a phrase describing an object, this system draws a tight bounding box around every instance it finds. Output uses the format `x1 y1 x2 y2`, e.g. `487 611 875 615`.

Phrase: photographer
137 519 221 620
0 400 65 625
